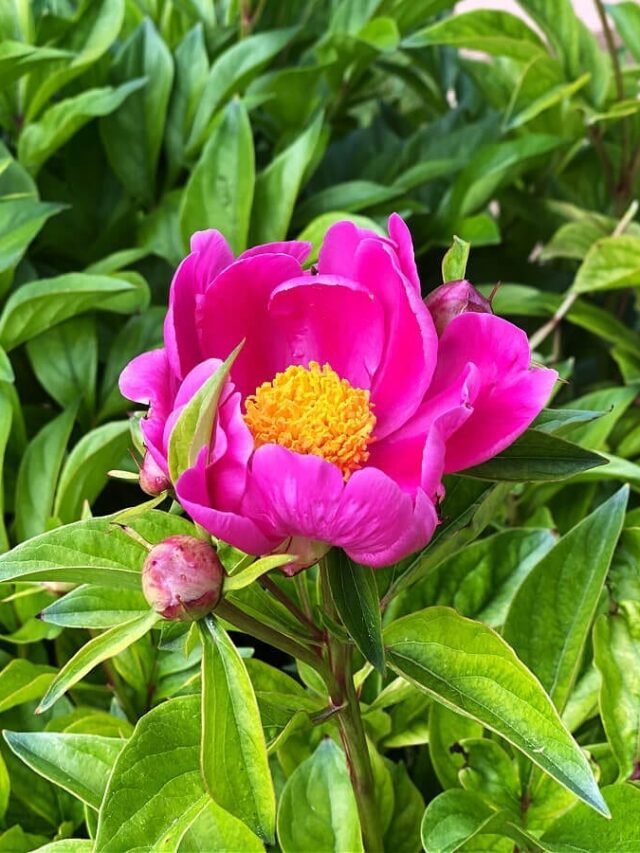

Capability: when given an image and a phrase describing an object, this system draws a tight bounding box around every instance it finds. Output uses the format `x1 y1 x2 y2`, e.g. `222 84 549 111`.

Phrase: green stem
215 599 323 672
319 556 382 853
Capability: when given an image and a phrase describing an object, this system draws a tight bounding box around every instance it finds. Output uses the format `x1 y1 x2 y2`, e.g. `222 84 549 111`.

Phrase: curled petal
239 241 312 264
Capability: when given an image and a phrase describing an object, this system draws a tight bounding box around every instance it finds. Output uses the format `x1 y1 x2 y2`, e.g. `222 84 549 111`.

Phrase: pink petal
165 230 234 379
334 469 438 567
239 241 312 264
197 253 304 399
354 238 437 438
317 220 385 280
268 275 385 389
428 313 558 471
177 454 279 555
387 213 421 294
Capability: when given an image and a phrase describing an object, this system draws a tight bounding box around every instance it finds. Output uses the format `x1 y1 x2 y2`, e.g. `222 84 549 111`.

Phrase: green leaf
0 384 12 551
428 703 483 790
0 196 66 277
37 610 159 714
573 235 640 293
405 10 546 60
3 731 124 809
541 784 640 852
41 585 149 629
594 603 640 781
53 422 130 523
25 0 125 120
533 407 606 436
0 659 55 713
100 19 174 204
503 487 627 712
608 1 640 62
180 99 255 255
295 180 402 224
26 316 97 417
385 607 607 815
186 28 298 156
0 510 194 587
14 405 77 541
173 799 264 852
250 112 324 244
442 236 470 282
0 273 142 351
200 616 275 841
465 429 606 481
326 549 385 673
29 842 92 852
383 759 424 853
224 554 293 592
0 41 71 88
277 739 363 853
168 344 242 482
18 80 145 174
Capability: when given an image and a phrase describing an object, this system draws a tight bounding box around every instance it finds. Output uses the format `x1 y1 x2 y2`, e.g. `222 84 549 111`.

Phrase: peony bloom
120 216 556 570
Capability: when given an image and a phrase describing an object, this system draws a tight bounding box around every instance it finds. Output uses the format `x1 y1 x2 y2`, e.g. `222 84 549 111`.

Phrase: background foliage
0 0 639 850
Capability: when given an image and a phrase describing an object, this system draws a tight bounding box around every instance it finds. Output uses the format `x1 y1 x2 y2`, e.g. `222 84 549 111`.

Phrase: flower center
244 361 376 479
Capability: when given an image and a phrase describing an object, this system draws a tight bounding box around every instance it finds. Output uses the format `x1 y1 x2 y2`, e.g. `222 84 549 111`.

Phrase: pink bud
139 452 170 496
425 280 492 336
142 535 224 621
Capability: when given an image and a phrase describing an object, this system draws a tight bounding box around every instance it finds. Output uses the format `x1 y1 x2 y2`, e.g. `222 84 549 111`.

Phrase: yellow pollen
244 362 376 479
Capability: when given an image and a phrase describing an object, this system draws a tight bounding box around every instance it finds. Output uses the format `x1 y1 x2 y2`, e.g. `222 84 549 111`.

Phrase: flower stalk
320 555 382 853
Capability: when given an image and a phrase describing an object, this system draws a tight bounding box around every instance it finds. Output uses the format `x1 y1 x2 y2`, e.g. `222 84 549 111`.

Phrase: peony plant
0 219 627 852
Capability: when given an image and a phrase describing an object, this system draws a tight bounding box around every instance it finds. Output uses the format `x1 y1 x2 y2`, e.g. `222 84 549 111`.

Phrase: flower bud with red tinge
139 452 170 496
425 280 492 336
142 535 224 621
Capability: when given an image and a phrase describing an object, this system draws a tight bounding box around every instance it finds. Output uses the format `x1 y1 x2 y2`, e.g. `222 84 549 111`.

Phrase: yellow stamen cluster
244 362 376 479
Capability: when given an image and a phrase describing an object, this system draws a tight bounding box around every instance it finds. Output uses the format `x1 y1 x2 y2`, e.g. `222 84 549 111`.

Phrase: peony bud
139 452 170 496
142 535 224 620
425 280 492 336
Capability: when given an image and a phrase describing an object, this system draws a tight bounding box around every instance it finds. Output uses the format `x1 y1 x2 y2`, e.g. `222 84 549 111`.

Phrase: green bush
0 0 639 850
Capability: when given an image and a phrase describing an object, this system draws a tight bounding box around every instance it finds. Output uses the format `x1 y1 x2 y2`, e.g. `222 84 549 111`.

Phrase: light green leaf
383 759 424 853
0 273 142 351
326 549 385 673
0 384 12 551
573 235 640 293
200 616 275 841
41 585 149 629
503 487 628 712
14 405 77 541
385 607 607 815
405 10 546 60
4 731 124 809
0 659 55 713
541 784 640 852
25 0 125 120
442 236 470 282
224 554 293 592
277 739 364 853
176 799 264 852
30 841 92 852
187 28 297 156
0 41 71 88
53 422 130 523
250 112 324 244
465 429 606 481
37 610 159 714
18 80 145 173
180 99 254 254
168 345 241 482
0 510 194 588
608 1 640 62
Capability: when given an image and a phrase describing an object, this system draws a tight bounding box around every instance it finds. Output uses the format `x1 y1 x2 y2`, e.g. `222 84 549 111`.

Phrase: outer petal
268 275 385 389
354 238 437 437
197 253 304 399
333 468 438 567
387 213 421 294
239 241 312 264
317 220 384 280
177 452 279 555
428 313 558 472
164 230 234 379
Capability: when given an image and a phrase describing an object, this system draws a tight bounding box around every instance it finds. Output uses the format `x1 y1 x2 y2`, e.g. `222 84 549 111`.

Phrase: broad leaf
277 739 363 853
573 235 640 293
41 585 149 629
0 659 55 713
385 607 607 815
200 616 275 841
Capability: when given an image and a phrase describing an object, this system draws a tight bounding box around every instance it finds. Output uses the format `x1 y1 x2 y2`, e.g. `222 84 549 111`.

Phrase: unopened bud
142 535 224 621
139 452 170 496
425 280 492 335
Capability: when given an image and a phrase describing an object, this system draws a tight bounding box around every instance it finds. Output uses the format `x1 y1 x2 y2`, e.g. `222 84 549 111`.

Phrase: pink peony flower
120 216 557 570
